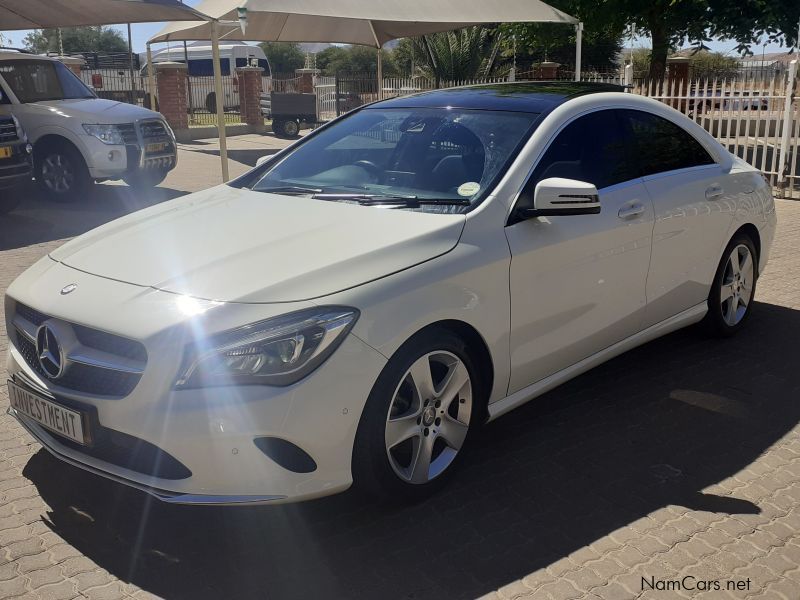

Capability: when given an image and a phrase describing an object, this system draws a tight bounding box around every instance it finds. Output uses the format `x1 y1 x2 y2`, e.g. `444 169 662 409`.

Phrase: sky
0 0 795 57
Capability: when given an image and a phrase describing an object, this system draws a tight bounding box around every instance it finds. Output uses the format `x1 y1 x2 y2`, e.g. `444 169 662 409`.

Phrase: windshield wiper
312 193 472 207
258 185 324 195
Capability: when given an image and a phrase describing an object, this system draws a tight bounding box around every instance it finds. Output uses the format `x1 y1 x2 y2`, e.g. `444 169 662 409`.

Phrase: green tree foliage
400 27 502 85
688 50 740 78
23 26 127 54
258 42 305 75
600 0 799 79
500 22 623 71
316 45 398 76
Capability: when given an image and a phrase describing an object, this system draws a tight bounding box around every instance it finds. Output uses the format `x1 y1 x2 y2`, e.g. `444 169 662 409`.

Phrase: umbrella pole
574 22 583 82
211 20 230 182
146 43 156 109
376 47 383 100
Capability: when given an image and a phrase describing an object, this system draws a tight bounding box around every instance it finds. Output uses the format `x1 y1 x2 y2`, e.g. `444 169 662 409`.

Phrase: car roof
371 81 626 113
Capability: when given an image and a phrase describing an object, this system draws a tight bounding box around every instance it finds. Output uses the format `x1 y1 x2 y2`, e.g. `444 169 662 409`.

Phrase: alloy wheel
41 153 75 194
720 243 754 326
384 351 472 484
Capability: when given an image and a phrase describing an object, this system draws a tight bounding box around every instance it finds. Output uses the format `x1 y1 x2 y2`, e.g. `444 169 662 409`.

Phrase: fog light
108 151 115 161
25 144 32 154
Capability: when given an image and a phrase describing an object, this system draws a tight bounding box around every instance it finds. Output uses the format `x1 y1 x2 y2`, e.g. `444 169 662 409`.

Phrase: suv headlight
175 307 359 389
10 114 27 143
82 124 125 145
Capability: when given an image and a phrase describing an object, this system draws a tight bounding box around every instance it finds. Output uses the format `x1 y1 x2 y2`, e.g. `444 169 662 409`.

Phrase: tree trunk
648 19 669 81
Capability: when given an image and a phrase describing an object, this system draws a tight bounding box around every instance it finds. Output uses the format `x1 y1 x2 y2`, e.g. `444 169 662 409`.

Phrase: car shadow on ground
0 184 183 251
23 301 800 600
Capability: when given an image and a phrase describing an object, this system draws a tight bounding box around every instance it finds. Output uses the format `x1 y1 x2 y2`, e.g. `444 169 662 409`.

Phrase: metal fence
629 63 799 199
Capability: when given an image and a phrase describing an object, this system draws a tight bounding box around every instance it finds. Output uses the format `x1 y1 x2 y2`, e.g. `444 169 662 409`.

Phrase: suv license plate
146 142 168 153
7 379 88 445
0 147 11 159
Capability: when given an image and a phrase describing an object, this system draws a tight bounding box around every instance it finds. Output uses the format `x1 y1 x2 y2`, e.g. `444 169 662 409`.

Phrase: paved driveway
1 151 799 600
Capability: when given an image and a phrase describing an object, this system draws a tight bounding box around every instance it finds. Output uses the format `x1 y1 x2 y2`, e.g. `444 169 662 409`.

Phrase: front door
505 109 655 393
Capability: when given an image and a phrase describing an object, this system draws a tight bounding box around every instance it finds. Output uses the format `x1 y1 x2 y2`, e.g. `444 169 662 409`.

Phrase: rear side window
527 109 635 192
623 109 715 177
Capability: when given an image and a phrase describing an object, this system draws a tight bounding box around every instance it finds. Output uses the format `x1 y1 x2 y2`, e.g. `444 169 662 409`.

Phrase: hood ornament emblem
60 284 77 295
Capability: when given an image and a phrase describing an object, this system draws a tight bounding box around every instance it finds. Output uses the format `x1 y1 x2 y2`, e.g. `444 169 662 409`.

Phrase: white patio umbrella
150 0 581 181
0 0 206 28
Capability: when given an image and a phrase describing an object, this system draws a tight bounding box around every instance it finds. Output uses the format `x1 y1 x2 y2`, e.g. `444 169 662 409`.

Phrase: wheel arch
731 223 761 274
395 319 495 421
34 133 84 162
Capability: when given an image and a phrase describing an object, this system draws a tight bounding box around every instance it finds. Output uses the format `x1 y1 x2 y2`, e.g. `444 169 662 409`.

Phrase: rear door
505 109 655 393
621 109 734 327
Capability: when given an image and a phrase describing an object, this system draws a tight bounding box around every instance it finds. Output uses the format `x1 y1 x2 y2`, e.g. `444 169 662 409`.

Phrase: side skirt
487 302 708 421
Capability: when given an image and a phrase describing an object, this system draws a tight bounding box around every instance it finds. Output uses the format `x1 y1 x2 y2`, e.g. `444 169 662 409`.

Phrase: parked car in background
688 86 769 113
0 112 33 213
0 51 177 201
5 83 775 505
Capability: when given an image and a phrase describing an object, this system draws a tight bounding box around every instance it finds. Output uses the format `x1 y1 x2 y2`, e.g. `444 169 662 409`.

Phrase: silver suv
0 51 177 201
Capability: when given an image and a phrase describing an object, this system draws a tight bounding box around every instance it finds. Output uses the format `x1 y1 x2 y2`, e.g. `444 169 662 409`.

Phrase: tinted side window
624 110 715 177
527 109 635 192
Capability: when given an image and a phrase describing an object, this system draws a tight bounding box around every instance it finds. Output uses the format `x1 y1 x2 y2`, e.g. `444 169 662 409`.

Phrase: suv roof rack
0 47 34 54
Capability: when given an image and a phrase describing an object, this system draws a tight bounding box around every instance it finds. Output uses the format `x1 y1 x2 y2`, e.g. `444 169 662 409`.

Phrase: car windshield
243 107 538 210
0 59 95 103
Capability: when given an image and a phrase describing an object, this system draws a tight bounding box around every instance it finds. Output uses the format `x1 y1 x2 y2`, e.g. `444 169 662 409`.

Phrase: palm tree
412 27 502 87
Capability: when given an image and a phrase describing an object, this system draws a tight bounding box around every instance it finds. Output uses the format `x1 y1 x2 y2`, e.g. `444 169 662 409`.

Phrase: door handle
705 185 724 200
618 202 645 220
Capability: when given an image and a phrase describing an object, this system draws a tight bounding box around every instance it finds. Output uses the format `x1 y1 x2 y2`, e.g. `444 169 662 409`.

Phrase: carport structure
150 0 582 181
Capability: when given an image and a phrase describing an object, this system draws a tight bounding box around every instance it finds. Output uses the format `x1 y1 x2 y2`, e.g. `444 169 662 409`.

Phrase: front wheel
352 329 481 501
702 234 758 336
35 141 90 202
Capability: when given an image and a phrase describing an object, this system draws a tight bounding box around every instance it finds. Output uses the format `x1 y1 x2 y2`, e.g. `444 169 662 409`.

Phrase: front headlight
174 306 359 389
10 114 27 143
82 123 125 145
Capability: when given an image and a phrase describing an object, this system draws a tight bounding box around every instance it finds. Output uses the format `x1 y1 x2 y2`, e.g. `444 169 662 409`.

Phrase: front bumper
5 260 387 505
0 145 33 189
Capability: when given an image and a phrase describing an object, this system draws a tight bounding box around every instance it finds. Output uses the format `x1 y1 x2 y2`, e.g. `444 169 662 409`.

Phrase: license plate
7 380 88 445
146 142 168 154
0 146 11 159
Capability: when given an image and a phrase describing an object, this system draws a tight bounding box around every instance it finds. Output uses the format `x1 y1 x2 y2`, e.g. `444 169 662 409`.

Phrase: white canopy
0 0 206 29
150 0 578 47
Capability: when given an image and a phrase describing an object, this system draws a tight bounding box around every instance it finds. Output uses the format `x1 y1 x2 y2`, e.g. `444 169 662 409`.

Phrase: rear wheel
35 140 90 202
273 118 300 139
702 234 758 336
352 329 481 501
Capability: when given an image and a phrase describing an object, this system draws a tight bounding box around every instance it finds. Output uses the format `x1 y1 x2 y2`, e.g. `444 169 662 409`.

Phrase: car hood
49 186 466 303
23 98 162 123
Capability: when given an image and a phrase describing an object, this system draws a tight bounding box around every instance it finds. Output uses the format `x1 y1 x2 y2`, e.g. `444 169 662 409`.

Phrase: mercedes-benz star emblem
60 283 77 295
36 325 64 379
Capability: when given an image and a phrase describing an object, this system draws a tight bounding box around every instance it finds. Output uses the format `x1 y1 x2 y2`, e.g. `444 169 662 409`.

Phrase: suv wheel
35 141 90 202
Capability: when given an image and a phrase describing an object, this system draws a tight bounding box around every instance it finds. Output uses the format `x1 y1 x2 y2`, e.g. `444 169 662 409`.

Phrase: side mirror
255 155 271 167
518 177 601 219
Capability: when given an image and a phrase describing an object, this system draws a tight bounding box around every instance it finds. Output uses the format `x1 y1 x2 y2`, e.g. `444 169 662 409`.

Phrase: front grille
140 120 168 139
0 120 18 143
116 123 138 145
11 301 147 398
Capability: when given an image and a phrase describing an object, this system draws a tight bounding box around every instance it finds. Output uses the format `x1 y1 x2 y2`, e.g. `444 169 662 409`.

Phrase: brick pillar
155 62 188 132
538 61 560 80
667 56 690 112
295 68 320 94
236 66 265 127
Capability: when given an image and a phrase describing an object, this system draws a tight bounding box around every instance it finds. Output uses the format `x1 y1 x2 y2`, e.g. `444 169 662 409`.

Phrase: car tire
35 140 90 203
123 169 169 190
352 328 482 502
702 234 758 337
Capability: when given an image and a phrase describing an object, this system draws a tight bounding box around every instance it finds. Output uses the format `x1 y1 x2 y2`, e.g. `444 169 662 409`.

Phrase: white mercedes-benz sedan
5 83 776 505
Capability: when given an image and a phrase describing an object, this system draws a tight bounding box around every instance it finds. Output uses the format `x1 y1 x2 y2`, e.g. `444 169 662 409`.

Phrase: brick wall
155 62 189 131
